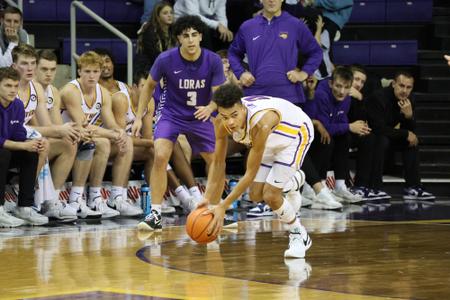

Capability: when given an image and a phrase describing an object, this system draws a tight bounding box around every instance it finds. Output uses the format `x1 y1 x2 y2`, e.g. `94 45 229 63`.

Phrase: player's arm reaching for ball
202 111 279 236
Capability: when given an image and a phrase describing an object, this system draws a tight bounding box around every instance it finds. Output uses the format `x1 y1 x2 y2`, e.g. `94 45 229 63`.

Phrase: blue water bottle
141 183 151 215
228 179 240 209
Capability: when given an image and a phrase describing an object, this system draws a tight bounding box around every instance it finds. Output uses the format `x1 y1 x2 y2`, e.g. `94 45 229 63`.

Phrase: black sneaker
223 217 238 229
137 209 162 231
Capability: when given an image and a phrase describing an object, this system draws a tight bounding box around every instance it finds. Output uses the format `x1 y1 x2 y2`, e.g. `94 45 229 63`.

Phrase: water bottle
228 179 240 209
141 183 151 215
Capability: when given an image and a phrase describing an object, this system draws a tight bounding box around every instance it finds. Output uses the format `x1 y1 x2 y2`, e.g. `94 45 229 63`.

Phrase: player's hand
240 71 255 87
131 118 142 137
217 23 233 42
315 122 331 144
113 129 128 152
21 140 42 152
196 198 210 209
58 122 80 144
349 120 371 136
4 26 19 43
194 105 213 122
287 69 308 84
398 98 413 119
407 130 419 147
36 138 49 153
204 204 226 237
349 87 363 100
444 55 450 66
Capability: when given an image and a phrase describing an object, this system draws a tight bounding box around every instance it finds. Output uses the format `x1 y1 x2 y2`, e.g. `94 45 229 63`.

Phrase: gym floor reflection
1 200 450 300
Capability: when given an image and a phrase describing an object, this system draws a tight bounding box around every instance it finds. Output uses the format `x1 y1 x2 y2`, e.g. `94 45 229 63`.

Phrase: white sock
54 189 61 202
335 180 347 191
273 199 296 224
110 186 123 201
122 188 128 200
288 218 302 232
89 187 102 203
152 204 161 214
69 186 84 203
175 186 193 204
189 186 202 201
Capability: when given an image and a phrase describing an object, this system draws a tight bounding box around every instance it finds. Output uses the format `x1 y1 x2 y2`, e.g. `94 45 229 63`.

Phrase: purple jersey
150 47 226 121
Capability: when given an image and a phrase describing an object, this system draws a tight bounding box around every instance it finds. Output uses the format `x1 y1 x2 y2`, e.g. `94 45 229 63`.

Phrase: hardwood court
0 202 449 300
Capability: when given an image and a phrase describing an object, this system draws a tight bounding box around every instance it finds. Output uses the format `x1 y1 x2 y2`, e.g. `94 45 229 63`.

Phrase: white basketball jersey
18 81 38 125
227 95 313 149
45 85 55 110
62 80 103 125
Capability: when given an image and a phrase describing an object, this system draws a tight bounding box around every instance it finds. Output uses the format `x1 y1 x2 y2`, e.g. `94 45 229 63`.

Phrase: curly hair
213 84 244 109
172 15 206 37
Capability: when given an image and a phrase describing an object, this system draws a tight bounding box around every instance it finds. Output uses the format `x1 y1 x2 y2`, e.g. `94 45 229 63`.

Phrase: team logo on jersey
47 97 54 105
30 94 37 102
279 32 288 39
95 102 102 110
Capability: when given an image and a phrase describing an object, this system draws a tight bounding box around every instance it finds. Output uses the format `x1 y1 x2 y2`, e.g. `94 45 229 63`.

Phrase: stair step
419 149 450 164
415 92 450 103
418 50 448 60
416 120 450 135
433 7 450 16
342 24 431 45
434 22 450 36
415 106 450 120
418 135 450 145
438 36 450 50
419 63 450 77
433 0 450 7
417 77 450 93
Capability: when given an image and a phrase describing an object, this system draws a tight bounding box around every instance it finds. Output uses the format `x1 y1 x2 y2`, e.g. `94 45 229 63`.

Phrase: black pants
310 133 350 181
351 133 384 188
0 148 38 207
373 135 421 188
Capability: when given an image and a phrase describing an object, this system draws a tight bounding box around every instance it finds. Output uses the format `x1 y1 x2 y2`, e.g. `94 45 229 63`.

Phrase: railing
70 1 133 85
4 0 23 11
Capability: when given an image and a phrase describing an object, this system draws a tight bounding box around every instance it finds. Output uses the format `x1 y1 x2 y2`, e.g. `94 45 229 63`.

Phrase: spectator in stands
174 0 233 50
309 66 371 204
367 71 435 201
35 49 82 220
0 6 29 67
445 55 450 66
303 0 353 44
347 65 390 201
136 1 176 75
216 49 239 85
0 67 44 227
60 51 140 218
228 0 322 105
12 45 79 220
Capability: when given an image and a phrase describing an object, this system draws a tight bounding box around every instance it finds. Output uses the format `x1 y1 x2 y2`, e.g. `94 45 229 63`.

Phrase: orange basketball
186 207 218 244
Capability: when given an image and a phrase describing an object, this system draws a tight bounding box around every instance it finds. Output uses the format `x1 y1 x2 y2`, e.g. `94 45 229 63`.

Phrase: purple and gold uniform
150 47 225 154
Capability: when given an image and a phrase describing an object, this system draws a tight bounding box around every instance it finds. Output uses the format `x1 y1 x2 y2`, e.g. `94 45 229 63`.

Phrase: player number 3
187 91 197 106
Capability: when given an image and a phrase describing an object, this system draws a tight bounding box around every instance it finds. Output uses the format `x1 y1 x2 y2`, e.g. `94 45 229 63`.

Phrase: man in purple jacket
228 0 322 104
0 67 48 227
310 66 370 203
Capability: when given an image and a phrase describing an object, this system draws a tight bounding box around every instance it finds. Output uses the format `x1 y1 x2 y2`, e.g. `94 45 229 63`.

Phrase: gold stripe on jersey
294 125 311 168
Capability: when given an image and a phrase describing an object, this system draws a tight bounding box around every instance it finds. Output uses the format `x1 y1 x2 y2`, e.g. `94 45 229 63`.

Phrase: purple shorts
154 114 215 154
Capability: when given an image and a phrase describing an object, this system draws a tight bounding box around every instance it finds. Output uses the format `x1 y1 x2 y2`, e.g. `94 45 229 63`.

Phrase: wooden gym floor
0 201 449 299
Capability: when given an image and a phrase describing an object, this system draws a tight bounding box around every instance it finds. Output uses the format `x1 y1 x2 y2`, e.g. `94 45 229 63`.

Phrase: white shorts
254 121 313 189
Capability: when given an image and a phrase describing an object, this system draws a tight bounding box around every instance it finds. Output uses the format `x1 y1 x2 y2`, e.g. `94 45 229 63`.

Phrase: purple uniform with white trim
150 47 226 154
228 11 322 104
